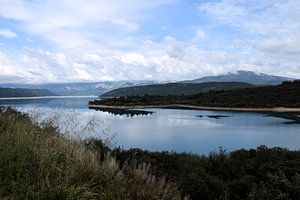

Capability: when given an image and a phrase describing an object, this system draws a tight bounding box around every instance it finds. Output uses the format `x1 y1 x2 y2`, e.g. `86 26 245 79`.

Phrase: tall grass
0 107 183 200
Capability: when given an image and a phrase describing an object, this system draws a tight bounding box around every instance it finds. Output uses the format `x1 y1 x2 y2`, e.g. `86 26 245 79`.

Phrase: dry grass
0 107 183 200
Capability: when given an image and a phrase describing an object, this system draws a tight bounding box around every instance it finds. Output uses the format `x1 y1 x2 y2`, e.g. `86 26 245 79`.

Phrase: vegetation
86 140 300 200
100 82 254 98
2 106 300 199
0 87 56 98
0 107 182 200
92 81 300 108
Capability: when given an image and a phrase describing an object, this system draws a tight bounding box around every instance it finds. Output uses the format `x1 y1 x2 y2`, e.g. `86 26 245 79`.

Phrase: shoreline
88 104 300 113
0 95 98 100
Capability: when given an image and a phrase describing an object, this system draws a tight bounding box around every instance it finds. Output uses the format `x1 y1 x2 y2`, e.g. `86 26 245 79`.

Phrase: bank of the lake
90 81 300 110
88 103 300 113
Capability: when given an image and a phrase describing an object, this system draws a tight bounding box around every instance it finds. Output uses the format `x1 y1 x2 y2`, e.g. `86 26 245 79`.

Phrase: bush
87 143 300 199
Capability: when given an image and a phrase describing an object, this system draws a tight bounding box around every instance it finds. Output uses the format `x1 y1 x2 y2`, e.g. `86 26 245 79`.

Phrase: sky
0 0 300 84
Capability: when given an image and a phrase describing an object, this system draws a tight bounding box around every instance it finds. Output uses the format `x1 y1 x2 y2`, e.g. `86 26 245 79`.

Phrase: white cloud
111 19 139 31
0 0 299 83
252 35 300 56
163 36 185 59
195 28 205 41
0 0 174 49
2 36 297 84
198 0 300 39
0 28 17 38
198 0 300 77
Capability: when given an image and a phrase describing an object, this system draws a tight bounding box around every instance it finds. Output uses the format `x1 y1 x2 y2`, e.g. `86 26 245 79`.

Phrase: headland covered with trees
90 81 300 110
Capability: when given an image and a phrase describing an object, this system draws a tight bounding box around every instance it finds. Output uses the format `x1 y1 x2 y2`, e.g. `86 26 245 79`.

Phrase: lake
1 96 300 154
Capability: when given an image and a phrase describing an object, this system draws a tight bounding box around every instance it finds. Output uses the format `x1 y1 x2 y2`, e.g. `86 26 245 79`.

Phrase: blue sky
0 0 300 83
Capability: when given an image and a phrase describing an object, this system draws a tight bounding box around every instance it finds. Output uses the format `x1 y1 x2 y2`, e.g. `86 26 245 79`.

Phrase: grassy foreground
0 107 182 200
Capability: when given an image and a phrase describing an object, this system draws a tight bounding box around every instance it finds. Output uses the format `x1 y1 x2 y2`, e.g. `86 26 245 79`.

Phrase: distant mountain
183 71 294 85
100 82 254 98
0 81 157 96
0 88 56 98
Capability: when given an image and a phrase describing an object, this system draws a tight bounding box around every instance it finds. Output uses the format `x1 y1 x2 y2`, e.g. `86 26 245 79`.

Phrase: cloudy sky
0 0 300 83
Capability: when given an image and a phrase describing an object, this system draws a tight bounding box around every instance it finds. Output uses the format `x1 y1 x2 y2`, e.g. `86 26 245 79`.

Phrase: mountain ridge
183 70 294 85
0 81 157 96
0 87 56 98
100 82 254 98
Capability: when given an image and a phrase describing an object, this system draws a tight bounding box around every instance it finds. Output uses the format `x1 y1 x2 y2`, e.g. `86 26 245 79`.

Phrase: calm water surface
1 97 300 154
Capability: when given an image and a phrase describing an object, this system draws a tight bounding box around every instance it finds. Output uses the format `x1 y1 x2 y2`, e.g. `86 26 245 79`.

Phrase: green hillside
100 82 254 98
92 81 300 108
0 87 56 98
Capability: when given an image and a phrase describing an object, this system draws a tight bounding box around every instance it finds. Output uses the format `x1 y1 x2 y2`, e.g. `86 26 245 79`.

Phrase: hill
100 82 254 98
0 81 157 96
0 87 56 98
91 81 300 108
183 70 294 85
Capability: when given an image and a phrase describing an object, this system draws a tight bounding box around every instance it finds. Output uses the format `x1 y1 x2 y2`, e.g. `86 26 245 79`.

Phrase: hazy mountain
0 88 56 98
183 71 294 85
0 81 157 96
100 82 254 98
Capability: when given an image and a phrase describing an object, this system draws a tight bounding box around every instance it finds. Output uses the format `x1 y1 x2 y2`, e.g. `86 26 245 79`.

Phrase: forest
91 81 300 108
100 82 254 98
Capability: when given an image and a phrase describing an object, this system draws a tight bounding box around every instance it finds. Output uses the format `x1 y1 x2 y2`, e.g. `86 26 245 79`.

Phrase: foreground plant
0 107 182 200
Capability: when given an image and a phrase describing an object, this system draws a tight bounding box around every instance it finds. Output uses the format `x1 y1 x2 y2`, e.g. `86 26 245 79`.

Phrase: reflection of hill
267 112 300 124
0 98 53 106
0 97 96 109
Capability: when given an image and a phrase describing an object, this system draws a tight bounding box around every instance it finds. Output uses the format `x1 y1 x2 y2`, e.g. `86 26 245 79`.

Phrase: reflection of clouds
156 115 222 128
106 114 224 142
15 106 300 155
64 100 85 106
18 107 115 141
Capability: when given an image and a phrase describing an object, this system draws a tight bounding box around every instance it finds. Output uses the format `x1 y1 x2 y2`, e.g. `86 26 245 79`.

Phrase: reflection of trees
89 107 153 117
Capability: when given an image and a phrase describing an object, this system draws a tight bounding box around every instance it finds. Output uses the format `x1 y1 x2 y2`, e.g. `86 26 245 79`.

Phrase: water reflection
0 97 96 109
89 107 153 117
266 112 300 124
197 115 230 119
1 97 300 154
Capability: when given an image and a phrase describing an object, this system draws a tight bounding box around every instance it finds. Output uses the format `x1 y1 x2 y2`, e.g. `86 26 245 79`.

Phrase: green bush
90 145 300 200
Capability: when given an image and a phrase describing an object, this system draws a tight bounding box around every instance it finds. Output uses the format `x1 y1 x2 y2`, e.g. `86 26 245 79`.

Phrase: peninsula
89 81 300 113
